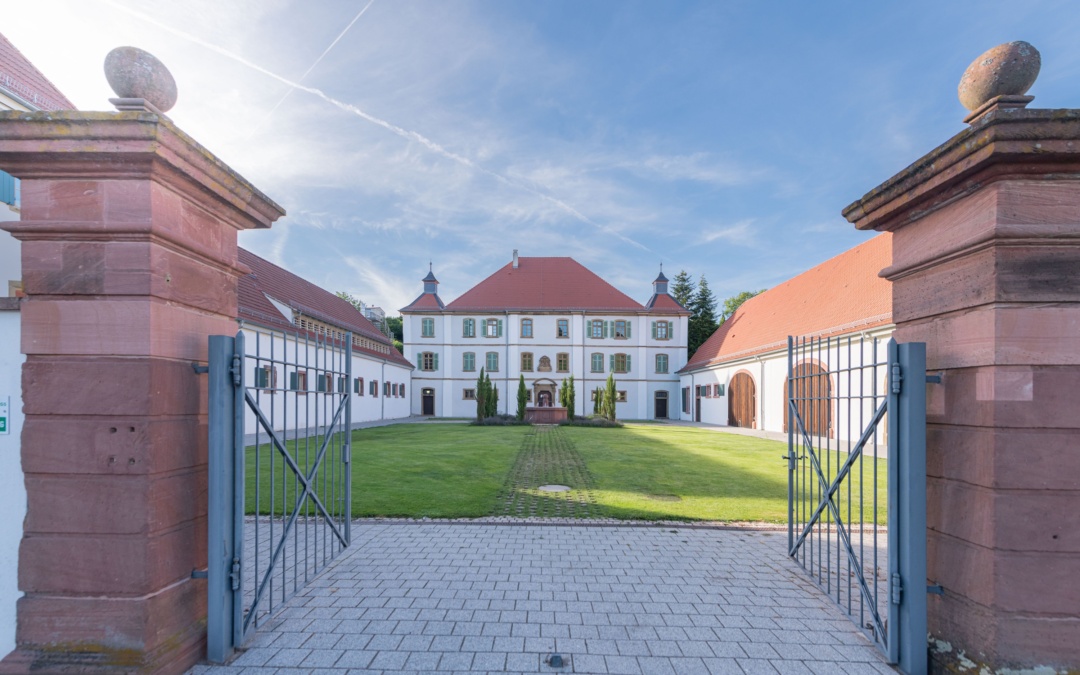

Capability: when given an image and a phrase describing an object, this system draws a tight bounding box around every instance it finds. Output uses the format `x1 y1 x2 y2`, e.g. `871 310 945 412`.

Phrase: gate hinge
230 354 242 387
890 363 903 394
342 443 351 464
230 557 241 591
891 573 903 605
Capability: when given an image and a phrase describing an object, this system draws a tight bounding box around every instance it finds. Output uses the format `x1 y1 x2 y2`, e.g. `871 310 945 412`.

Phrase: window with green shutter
656 354 669 374
355 377 364 395
421 317 435 337
420 352 437 371
654 320 671 340
591 353 604 372
486 352 499 372
463 352 475 372
463 318 475 338
612 353 630 373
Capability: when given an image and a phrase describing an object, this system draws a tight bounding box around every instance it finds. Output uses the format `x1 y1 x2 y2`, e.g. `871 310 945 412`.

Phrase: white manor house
401 251 690 420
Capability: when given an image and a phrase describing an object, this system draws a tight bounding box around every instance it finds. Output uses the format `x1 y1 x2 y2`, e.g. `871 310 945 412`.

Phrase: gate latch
230 557 241 591
890 572 903 605
890 363 903 394
342 443 351 464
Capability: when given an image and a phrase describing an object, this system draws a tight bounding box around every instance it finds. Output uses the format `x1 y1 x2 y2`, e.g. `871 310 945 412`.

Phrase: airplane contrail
253 0 378 134
98 0 653 252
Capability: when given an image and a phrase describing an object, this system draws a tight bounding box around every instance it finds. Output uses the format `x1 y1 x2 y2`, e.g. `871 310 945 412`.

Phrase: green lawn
246 422 887 523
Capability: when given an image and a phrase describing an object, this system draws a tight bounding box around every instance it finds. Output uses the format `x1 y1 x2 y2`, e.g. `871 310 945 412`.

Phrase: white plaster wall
0 310 24 656
403 310 686 420
240 326 411 437
679 329 893 441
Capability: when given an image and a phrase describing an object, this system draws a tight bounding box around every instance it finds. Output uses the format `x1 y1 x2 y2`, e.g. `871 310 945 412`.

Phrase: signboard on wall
0 397 8 434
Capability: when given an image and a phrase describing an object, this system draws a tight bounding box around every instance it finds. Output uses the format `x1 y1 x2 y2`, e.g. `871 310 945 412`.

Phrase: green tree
593 387 602 416
566 375 576 420
335 291 363 311
516 375 527 421
721 290 765 322
604 374 618 421
688 274 720 357
671 270 694 309
475 368 488 421
490 383 499 418
385 315 403 341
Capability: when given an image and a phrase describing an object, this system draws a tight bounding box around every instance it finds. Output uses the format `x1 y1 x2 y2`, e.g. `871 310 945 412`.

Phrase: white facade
239 323 413 437
0 308 23 655
405 311 687 420
679 326 894 441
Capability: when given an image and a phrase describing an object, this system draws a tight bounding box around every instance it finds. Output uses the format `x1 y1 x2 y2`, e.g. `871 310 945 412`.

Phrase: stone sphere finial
957 41 1041 113
104 46 178 114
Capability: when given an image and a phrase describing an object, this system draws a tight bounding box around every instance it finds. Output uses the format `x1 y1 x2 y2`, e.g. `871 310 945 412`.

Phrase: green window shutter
626 322 632 339
627 354 632 372
433 353 439 371
602 322 608 338
290 372 298 390
651 321 657 339
610 354 615 371
668 321 674 337
416 354 422 369
497 319 503 337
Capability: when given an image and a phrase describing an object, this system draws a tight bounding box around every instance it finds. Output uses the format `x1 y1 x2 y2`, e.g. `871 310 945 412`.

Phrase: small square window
463 388 476 400
617 391 627 403
355 377 365 395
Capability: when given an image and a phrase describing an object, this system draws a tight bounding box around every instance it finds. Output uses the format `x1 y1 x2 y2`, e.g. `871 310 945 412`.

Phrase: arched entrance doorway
421 388 435 416
728 371 756 428
532 379 558 409
784 362 831 437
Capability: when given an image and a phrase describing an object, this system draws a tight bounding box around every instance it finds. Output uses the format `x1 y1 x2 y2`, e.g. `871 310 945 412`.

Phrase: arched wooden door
784 362 831 437
727 372 756 428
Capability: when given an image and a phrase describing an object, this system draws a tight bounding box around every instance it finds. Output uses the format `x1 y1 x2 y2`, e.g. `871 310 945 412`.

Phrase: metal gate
206 329 353 662
786 335 927 674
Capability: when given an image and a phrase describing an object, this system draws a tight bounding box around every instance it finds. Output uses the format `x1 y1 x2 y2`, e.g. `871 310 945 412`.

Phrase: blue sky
6 1 1080 312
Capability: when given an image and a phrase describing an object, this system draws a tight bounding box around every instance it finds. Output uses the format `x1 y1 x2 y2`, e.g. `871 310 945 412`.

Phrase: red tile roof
401 291 445 312
237 248 412 368
645 292 689 314
680 234 893 372
433 257 677 313
0 33 75 111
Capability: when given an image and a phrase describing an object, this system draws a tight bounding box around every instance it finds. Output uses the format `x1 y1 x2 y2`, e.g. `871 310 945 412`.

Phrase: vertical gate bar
345 333 353 545
896 342 928 675
232 330 246 644
886 338 900 662
790 334 799 557
207 334 236 663
859 334 866 628
846 335 853 613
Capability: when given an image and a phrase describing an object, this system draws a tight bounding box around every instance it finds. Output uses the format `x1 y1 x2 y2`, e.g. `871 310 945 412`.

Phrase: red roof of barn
680 234 893 373
0 33 75 111
237 248 412 368
420 257 681 313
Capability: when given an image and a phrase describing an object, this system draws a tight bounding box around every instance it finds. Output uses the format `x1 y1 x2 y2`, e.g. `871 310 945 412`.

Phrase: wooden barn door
784 362 831 437
727 372 756 428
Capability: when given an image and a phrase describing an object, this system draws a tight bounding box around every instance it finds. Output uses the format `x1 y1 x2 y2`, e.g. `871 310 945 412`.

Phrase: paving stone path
191 523 893 674
495 426 599 519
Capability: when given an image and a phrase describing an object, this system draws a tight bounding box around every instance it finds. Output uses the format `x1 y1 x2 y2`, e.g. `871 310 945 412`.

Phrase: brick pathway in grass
495 426 599 519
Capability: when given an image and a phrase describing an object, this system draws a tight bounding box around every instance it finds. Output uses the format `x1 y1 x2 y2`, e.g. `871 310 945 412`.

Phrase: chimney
513 249 519 269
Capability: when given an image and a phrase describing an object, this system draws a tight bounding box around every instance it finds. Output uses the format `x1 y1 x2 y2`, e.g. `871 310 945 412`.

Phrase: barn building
677 233 893 438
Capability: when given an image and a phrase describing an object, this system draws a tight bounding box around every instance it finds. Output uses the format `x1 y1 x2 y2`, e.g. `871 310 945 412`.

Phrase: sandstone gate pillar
844 104 1080 671
0 111 284 673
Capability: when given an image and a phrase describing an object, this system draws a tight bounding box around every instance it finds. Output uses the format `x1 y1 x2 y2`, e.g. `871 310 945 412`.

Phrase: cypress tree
475 368 487 421
604 373 618 421
593 387 602 416
489 382 499 418
567 375 576 420
516 375 527 421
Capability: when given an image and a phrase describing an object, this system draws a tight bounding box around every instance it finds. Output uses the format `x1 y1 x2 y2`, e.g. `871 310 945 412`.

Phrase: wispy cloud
621 153 767 186
699 220 757 246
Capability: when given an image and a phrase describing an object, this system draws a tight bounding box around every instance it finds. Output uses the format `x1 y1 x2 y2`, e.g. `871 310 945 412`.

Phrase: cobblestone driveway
191 522 893 674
